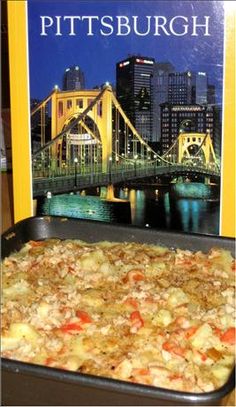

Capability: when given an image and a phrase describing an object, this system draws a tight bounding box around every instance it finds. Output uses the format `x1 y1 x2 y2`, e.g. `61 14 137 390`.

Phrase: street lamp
109 156 112 183
153 154 157 175
74 157 78 188
134 154 138 176
46 191 52 215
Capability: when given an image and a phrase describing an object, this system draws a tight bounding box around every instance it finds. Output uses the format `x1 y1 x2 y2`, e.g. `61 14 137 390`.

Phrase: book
7 0 235 237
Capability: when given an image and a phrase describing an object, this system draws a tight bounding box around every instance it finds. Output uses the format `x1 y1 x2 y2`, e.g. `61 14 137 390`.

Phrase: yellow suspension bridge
31 84 220 197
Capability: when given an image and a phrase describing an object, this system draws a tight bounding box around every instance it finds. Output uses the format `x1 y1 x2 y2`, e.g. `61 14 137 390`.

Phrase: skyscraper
116 56 155 141
157 70 219 155
62 65 85 91
168 71 193 105
168 71 214 106
195 72 208 105
207 84 216 105
151 62 175 142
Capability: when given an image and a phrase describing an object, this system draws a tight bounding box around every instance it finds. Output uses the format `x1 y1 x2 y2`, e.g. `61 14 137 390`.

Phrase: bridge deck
33 164 220 197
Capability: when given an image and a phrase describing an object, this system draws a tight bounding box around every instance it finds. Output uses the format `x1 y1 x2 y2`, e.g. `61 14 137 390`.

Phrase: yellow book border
220 5 235 238
7 1 235 237
8 0 33 222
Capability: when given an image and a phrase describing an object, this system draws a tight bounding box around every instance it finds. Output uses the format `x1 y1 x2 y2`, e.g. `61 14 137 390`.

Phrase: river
39 184 220 235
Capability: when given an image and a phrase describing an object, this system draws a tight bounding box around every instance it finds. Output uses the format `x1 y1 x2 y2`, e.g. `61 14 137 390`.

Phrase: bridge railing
33 162 220 197
32 159 220 180
32 161 154 179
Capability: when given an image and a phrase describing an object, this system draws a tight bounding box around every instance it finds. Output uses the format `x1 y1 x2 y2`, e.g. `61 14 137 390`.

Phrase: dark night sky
27 0 224 103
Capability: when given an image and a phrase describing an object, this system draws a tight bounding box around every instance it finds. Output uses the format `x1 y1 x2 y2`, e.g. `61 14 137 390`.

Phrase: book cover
7 0 235 237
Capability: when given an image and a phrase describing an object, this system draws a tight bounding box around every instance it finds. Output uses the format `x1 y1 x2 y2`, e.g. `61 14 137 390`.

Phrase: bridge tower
177 132 217 184
51 86 113 172
178 132 216 165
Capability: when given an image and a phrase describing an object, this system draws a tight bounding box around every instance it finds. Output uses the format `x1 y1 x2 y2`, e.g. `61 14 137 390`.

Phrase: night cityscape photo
28 0 225 235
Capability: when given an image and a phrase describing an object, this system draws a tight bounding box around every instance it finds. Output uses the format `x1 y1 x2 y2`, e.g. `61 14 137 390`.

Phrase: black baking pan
1 216 235 406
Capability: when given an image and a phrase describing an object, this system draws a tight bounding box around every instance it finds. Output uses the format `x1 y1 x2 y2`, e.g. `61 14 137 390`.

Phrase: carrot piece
130 310 142 321
130 310 144 329
220 327 236 345
162 341 171 351
76 310 92 324
162 341 186 357
132 273 144 282
123 270 145 284
60 322 83 333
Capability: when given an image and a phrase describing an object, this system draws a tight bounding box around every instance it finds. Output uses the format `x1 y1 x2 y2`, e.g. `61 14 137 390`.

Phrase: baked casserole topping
1 239 235 393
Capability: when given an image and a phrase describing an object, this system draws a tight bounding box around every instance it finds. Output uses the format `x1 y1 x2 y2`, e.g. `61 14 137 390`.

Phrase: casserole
1 216 235 406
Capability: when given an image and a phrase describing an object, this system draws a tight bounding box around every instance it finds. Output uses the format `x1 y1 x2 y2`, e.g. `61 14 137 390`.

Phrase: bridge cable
31 90 55 116
111 93 171 164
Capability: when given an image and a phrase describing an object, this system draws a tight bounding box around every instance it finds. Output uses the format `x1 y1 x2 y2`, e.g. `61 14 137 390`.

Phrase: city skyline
28 0 224 103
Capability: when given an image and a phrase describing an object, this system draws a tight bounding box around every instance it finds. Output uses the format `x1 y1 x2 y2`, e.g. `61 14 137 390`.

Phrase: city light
136 58 154 65
172 106 202 112
119 61 130 68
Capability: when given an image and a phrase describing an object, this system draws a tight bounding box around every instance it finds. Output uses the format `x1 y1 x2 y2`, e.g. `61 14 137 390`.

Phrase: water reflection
129 189 146 225
171 198 218 234
175 199 206 233
164 193 171 229
41 186 220 235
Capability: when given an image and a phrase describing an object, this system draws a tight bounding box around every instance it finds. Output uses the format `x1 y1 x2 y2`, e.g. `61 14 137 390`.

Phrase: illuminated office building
167 71 214 106
116 57 218 150
116 56 155 141
160 103 220 156
168 71 194 105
